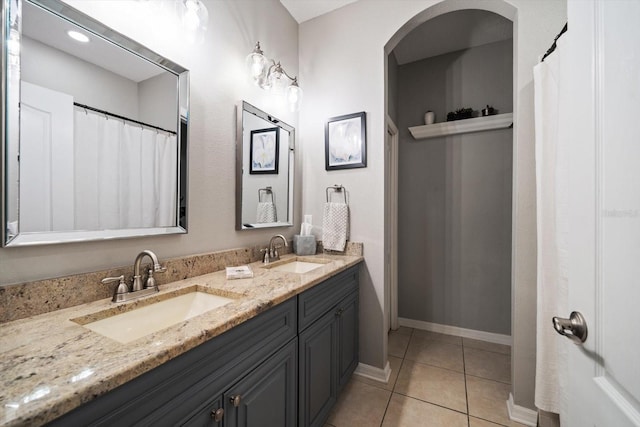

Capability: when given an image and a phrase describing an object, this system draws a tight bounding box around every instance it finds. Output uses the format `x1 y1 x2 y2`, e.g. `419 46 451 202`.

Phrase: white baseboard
507 393 538 427
398 317 512 346
354 361 391 384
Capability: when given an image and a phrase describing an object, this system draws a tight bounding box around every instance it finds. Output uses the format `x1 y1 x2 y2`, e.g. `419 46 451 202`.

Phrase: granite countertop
0 253 363 426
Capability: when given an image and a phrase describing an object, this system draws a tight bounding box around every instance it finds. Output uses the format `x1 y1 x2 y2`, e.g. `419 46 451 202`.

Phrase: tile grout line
392 391 469 416
462 339 471 425
379 327 412 427
402 355 466 375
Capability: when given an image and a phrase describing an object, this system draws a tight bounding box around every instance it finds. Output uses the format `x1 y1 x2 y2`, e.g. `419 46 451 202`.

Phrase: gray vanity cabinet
298 266 359 427
47 300 297 427
47 264 360 427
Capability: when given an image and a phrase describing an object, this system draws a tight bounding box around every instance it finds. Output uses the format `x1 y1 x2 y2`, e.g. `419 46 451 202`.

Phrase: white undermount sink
72 287 238 343
263 257 331 274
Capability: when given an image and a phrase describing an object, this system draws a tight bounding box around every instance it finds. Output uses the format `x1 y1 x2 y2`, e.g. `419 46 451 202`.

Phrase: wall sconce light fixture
177 0 209 43
246 41 303 111
137 0 209 44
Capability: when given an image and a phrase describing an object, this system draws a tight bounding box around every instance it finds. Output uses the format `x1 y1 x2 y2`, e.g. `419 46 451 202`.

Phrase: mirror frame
236 101 294 230
1 0 190 247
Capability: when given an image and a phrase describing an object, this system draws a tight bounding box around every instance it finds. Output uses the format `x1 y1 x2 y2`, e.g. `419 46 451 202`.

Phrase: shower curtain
533 36 569 415
74 108 177 230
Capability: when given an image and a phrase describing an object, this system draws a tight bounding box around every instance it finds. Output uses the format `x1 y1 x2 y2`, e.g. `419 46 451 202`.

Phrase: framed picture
325 111 367 170
250 127 280 174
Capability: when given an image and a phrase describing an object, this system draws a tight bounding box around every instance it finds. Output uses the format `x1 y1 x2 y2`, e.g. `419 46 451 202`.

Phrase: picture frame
250 127 280 174
325 111 367 170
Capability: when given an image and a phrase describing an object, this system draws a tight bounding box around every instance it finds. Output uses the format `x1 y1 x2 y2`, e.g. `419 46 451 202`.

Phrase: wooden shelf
409 113 513 140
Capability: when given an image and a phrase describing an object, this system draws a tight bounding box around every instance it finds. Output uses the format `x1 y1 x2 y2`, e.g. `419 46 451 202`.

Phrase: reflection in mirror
236 101 294 230
1 0 189 247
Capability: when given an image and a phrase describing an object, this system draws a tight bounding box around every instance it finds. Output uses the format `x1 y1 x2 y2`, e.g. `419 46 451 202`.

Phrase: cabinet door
337 291 359 391
183 397 224 427
298 309 338 427
224 339 297 427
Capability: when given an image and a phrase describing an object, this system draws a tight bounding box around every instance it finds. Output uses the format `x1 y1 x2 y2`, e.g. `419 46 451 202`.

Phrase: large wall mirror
236 101 294 230
1 0 189 247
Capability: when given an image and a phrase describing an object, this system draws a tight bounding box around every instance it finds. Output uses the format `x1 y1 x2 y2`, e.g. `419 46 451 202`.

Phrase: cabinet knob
211 408 224 422
335 308 344 317
230 395 242 407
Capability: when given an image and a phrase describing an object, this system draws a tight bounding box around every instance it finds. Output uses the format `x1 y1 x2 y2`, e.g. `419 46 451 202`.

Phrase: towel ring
259 187 275 203
326 185 347 204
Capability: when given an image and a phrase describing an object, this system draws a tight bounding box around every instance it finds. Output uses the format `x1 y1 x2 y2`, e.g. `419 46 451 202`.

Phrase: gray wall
396 40 513 335
387 52 399 124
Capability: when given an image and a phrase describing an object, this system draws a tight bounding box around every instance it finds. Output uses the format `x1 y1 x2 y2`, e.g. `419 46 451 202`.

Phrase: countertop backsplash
0 241 363 323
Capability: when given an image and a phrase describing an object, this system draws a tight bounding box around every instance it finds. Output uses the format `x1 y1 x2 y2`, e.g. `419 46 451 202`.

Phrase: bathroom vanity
0 255 361 427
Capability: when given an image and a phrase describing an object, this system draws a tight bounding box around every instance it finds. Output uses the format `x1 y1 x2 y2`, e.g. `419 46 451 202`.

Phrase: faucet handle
260 247 268 263
101 275 125 285
145 269 158 290
101 275 130 302
153 263 166 273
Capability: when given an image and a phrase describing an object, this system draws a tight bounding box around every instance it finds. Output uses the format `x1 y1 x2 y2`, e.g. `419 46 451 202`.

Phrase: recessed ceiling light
67 30 89 43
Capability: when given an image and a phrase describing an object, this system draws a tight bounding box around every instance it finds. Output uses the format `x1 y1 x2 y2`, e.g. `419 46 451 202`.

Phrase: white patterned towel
256 202 277 223
322 202 349 251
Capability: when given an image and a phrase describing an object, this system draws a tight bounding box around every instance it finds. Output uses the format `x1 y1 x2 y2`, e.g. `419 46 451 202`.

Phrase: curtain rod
541 23 568 62
74 102 177 135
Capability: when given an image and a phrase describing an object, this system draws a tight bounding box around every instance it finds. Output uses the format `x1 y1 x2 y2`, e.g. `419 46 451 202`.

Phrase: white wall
0 0 300 284
299 0 566 411
21 36 139 120
138 72 178 131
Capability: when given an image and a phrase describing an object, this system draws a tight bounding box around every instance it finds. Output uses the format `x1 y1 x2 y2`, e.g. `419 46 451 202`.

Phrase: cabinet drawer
298 265 359 332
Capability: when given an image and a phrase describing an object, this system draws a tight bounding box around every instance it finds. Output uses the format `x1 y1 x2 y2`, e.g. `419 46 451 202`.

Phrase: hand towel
256 202 277 223
322 202 349 251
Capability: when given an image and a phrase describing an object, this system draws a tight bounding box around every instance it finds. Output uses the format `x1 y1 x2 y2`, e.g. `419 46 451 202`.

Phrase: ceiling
392 10 513 65
279 0 358 23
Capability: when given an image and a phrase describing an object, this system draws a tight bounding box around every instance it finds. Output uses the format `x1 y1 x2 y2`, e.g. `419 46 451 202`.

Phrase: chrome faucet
263 234 288 264
102 250 166 303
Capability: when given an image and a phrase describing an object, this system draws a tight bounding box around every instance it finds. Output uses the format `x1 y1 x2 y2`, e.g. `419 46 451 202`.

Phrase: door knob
552 311 588 344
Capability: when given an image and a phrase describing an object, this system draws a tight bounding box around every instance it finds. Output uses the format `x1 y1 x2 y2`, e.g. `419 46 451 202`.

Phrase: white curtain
533 37 569 415
74 108 177 230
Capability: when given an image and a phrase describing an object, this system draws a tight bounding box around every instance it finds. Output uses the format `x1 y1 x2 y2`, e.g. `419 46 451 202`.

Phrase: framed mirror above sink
236 101 295 230
1 0 189 247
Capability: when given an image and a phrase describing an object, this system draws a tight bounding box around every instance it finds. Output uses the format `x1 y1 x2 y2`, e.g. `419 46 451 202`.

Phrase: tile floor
325 327 526 427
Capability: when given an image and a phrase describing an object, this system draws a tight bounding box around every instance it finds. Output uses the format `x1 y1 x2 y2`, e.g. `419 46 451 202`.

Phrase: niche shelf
409 112 513 140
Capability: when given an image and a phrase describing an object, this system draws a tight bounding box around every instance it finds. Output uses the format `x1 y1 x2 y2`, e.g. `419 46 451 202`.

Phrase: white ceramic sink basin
74 289 236 343
263 257 331 274
270 261 326 274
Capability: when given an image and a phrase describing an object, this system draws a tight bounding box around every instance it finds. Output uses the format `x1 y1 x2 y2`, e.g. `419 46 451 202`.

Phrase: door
299 310 337 427
224 339 297 427
563 1 640 425
19 82 74 232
